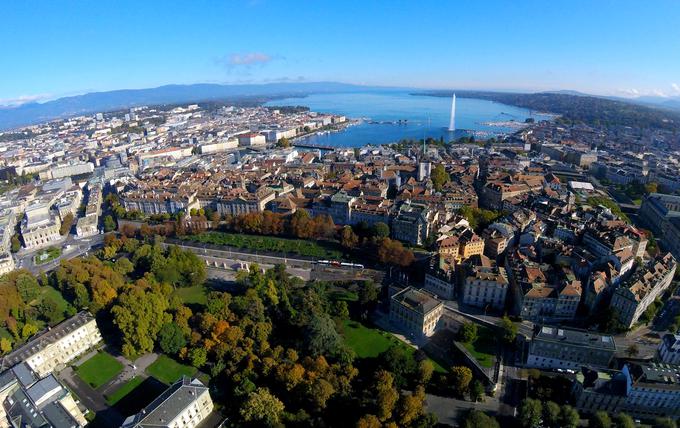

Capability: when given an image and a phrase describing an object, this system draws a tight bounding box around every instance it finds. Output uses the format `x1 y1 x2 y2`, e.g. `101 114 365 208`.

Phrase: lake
265 91 552 148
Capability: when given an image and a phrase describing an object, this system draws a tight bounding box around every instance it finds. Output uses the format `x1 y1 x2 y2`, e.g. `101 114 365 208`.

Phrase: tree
396 386 426 426
340 226 359 249
373 222 390 238
377 238 414 267
470 380 484 402
240 387 285 425
103 215 116 232
113 257 134 276
590 411 612 428
461 410 499 428
188 347 207 367
430 164 450 191
277 137 290 148
450 366 473 394
379 346 416 388
373 370 398 422
500 315 517 343
614 413 635 428
518 398 542 428
626 343 639 357
16 273 40 303
60 213 74 235
458 322 478 343
10 235 20 253
111 285 170 357
38 297 63 325
0 338 11 354
542 401 560 427
157 323 187 355
356 415 381 428
558 405 579 428
654 418 678 428
416 359 434 385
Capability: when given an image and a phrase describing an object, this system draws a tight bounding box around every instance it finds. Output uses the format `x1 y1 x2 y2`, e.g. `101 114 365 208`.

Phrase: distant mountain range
0 82 385 130
1 81 679 131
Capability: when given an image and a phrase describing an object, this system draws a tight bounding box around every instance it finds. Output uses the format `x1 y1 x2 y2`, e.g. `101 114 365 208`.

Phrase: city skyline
2 0 680 106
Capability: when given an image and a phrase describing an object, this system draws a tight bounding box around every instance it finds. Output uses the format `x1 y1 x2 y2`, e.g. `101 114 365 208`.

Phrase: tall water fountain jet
448 93 456 132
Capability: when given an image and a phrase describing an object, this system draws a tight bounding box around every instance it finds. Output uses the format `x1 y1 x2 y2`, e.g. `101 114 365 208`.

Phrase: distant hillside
0 82 377 130
417 90 680 130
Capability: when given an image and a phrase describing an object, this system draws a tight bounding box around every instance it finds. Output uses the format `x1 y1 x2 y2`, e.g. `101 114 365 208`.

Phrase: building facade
462 265 508 311
121 377 213 428
527 326 617 370
389 287 443 339
1 312 102 377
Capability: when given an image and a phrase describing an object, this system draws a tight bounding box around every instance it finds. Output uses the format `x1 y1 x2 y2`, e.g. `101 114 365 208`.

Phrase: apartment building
391 203 430 246
659 334 680 365
389 287 443 339
462 265 508 311
424 268 456 300
610 253 677 329
527 326 617 370
0 364 87 428
1 312 102 377
639 193 680 259
121 377 213 428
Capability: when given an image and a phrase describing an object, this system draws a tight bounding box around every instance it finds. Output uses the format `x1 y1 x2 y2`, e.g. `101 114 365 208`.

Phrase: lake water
265 91 552 148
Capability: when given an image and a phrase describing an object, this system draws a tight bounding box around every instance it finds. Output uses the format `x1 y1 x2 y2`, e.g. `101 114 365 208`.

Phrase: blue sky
2 0 680 105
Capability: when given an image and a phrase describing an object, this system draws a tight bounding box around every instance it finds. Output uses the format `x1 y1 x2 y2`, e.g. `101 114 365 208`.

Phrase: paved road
426 393 499 425
15 233 104 274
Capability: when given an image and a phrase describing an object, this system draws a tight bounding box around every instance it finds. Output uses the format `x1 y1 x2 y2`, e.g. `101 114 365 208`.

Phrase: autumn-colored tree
289 209 311 238
373 370 399 421
377 238 414 266
240 387 285 425
417 359 434 385
341 226 359 249
450 366 473 394
396 386 426 426
356 415 381 428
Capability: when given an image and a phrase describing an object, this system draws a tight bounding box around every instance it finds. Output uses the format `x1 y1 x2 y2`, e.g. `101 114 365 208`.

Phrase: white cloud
672 83 680 94
0 94 51 107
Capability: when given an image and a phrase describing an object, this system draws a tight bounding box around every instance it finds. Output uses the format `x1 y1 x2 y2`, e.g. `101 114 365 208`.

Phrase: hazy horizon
2 1 680 106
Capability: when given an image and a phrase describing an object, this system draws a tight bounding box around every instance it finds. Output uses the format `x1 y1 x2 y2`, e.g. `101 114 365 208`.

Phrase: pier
292 141 336 150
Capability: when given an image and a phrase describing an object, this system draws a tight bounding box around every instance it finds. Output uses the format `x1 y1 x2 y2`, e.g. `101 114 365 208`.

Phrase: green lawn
172 284 208 306
183 231 343 259
329 289 359 302
76 352 124 389
146 355 197 385
105 376 144 405
34 247 62 265
462 326 497 368
342 320 447 373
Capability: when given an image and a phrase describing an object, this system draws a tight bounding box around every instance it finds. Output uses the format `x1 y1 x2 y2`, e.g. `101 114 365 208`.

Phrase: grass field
76 352 124 389
105 376 144 405
172 284 209 306
183 231 343 259
462 325 497 368
34 247 62 265
146 355 197 385
342 320 447 373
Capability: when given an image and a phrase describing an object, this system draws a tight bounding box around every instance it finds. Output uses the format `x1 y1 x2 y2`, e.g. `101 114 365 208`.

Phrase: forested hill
416 90 680 131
